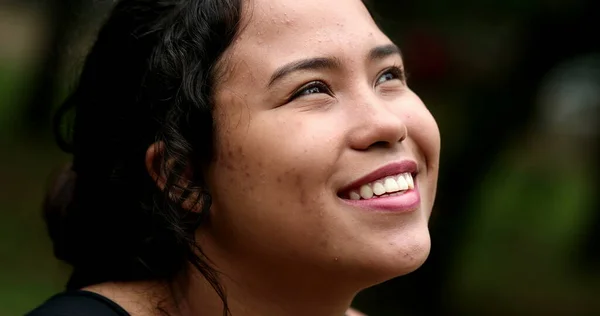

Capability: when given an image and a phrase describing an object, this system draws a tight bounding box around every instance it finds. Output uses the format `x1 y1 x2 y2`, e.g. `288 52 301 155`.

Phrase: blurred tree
22 0 86 136
574 0 600 270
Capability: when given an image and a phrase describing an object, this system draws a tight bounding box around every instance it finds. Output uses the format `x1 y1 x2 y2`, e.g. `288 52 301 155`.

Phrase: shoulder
26 291 129 316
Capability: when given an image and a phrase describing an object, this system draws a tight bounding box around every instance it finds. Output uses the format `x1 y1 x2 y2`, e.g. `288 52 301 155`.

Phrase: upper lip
338 160 418 194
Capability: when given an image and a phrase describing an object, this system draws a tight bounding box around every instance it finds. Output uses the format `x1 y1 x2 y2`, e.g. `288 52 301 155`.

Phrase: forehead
244 0 376 35
219 0 391 80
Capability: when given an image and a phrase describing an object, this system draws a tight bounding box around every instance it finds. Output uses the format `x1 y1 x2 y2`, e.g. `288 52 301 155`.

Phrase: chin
360 226 432 286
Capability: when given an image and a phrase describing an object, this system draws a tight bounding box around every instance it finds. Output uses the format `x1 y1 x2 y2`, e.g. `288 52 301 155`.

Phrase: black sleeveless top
26 291 129 316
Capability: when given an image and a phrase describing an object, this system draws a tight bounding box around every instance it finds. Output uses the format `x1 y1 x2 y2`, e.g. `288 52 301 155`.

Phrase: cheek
403 94 441 169
408 101 441 214
214 113 339 189
416 111 441 168
206 111 342 254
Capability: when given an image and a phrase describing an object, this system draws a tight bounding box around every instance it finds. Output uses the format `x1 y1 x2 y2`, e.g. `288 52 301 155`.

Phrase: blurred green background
1 0 599 315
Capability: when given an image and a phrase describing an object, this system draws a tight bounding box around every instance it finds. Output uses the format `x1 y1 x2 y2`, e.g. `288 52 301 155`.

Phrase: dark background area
1 0 599 315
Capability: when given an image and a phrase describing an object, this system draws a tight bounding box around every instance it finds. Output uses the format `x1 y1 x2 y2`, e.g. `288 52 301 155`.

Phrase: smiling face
201 0 440 286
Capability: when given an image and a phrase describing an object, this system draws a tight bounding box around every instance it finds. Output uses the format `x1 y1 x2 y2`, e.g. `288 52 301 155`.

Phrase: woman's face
202 0 440 284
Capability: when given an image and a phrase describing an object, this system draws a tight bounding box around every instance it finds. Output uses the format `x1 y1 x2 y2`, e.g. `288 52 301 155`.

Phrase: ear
145 141 167 191
145 141 204 212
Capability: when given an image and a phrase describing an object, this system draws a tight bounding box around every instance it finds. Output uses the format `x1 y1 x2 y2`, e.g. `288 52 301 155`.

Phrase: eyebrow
368 44 402 61
268 57 341 87
267 44 403 88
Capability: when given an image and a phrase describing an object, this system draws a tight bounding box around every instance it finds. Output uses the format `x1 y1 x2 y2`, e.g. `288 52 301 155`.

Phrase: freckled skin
201 0 440 292
92 1 440 315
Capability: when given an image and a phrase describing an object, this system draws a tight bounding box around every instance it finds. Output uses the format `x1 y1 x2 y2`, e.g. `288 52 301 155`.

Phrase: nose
348 99 408 151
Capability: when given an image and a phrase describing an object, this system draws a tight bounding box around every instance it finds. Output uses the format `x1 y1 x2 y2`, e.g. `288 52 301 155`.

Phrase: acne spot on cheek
236 145 245 158
318 239 328 249
222 143 248 171
220 148 237 171
295 174 307 206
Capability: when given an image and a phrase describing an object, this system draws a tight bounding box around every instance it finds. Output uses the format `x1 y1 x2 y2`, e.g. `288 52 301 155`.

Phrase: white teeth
405 173 415 189
372 182 386 196
346 172 415 200
396 175 409 191
384 177 399 192
359 185 373 199
349 191 361 200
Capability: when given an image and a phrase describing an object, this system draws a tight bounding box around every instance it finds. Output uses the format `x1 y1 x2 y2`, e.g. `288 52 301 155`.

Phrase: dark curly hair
42 0 243 314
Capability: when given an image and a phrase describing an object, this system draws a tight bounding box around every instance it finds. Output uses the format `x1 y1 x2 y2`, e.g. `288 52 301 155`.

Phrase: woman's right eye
289 81 332 100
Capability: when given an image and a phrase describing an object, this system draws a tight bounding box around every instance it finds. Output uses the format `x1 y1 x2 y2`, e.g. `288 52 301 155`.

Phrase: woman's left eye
376 67 404 85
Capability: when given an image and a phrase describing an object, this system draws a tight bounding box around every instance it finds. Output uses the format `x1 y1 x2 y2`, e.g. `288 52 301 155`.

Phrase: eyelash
377 65 406 85
288 65 406 101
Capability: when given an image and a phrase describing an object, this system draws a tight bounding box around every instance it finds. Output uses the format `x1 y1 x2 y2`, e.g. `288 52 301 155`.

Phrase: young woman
29 0 440 315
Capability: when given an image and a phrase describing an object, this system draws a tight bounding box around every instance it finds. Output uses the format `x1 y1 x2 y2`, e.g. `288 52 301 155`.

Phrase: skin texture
88 0 440 315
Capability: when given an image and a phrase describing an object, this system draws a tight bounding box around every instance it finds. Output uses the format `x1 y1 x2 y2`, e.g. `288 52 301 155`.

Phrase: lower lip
340 183 421 212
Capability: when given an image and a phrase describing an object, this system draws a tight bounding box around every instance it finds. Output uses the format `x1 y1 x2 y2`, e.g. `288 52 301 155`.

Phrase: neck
81 262 361 316
174 261 357 316
169 229 364 316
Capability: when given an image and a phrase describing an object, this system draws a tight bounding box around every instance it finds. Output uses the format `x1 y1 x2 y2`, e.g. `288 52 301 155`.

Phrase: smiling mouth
339 172 416 200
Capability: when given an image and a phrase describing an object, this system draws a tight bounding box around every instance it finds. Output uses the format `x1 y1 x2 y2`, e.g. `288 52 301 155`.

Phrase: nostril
369 140 393 149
